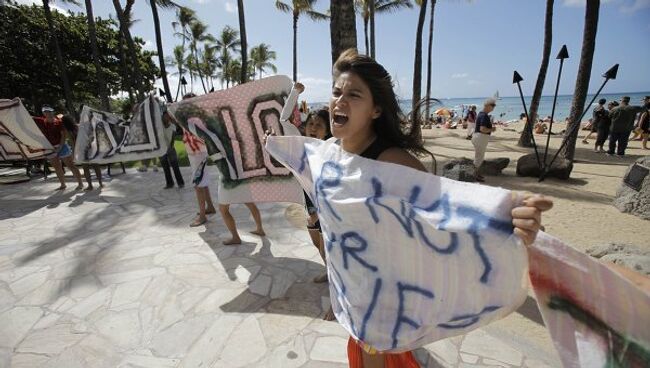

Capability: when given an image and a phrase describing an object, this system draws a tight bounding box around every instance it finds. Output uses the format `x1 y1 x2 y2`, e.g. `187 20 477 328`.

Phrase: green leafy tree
250 43 277 79
214 25 241 87
355 0 411 57
189 20 213 93
172 6 196 93
275 0 328 81
42 0 79 113
149 0 176 102
84 0 110 110
166 45 187 99
0 3 158 112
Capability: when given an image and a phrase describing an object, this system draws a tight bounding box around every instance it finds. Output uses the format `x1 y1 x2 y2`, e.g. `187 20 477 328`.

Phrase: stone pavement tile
0 306 43 347
218 315 268 367
460 329 523 366
308 336 349 364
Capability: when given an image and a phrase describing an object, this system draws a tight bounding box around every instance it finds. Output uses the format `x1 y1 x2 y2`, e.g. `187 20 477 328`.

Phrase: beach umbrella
434 108 451 116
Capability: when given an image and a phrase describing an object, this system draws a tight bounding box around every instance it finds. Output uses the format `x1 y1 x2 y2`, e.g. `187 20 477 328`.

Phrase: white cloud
13 0 70 14
224 1 236 13
620 0 650 13
451 73 469 79
467 80 480 86
192 0 212 4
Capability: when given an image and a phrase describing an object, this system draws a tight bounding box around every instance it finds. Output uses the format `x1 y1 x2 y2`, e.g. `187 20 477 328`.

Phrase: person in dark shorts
594 101 617 153
583 98 606 145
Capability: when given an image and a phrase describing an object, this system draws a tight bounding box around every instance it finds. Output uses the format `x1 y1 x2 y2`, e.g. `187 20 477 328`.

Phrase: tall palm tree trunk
238 0 248 84
112 0 145 101
363 17 369 55
150 1 173 102
117 33 135 105
561 0 600 163
42 0 75 113
519 0 554 147
412 0 428 112
330 0 357 64
369 0 375 58
424 0 436 122
193 45 208 93
84 0 110 111
292 13 298 82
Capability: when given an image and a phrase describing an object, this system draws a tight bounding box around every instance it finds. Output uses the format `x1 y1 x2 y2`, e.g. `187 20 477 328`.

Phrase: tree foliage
0 2 158 113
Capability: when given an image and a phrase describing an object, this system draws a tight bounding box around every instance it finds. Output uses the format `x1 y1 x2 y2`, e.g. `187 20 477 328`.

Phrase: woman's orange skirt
347 337 420 368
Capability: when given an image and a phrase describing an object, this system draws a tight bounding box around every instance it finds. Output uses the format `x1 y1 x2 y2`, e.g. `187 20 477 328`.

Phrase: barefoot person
61 114 103 190
320 49 552 368
40 105 83 190
303 106 332 284
183 117 217 227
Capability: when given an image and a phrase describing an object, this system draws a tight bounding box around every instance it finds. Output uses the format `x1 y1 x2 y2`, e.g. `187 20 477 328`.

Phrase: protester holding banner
160 108 185 189
303 107 333 287
40 106 83 190
324 50 552 368
61 114 103 190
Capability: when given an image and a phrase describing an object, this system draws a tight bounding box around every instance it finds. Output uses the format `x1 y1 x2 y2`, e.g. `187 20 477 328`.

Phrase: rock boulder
442 158 476 182
613 156 650 220
516 153 573 180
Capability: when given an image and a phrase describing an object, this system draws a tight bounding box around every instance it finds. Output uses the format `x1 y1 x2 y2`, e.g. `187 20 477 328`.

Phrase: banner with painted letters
529 232 650 367
0 98 53 161
74 95 167 164
168 75 303 205
266 135 528 352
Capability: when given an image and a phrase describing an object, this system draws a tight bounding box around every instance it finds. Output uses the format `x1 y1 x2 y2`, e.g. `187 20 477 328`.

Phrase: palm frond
275 1 292 13
306 10 329 21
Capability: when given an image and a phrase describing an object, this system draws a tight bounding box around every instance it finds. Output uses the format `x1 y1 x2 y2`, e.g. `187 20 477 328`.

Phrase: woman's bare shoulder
377 147 427 172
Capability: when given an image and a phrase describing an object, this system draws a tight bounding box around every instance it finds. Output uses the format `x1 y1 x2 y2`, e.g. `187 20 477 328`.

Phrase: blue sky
19 0 650 102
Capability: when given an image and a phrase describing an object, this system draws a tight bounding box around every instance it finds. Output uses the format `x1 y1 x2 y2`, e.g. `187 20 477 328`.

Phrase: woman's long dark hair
332 49 436 160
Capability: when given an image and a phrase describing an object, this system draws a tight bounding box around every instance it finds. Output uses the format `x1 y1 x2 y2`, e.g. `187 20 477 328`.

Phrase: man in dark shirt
607 96 647 156
471 98 497 182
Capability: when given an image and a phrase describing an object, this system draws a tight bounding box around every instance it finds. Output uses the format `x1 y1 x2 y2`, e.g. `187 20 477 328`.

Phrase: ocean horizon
309 91 650 122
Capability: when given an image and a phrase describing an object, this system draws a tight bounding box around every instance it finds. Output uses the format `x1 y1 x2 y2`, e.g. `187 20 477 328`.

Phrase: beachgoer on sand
594 101 617 153
583 98 606 145
471 98 497 182
464 105 477 139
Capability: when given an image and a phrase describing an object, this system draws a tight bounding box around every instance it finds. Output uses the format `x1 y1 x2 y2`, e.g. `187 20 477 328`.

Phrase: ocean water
310 91 649 122
398 91 650 122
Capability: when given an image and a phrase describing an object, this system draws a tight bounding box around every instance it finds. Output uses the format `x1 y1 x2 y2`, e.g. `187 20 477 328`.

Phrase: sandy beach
420 121 649 253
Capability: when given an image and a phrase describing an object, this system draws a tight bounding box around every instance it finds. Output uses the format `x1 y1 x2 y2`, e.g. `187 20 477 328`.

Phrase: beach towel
168 75 303 205
74 95 167 164
0 98 54 161
266 136 528 352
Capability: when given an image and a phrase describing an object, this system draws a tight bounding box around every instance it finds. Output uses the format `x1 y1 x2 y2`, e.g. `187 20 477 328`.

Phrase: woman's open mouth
333 112 349 127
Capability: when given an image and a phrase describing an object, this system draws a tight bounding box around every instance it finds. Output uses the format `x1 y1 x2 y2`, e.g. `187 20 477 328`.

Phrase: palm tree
201 43 218 89
355 0 412 57
149 0 176 102
42 0 77 113
250 43 278 79
424 0 436 123
166 45 187 100
214 26 240 86
112 0 146 100
561 0 600 163
519 0 554 147
84 0 110 111
172 7 196 94
189 20 212 93
330 0 357 64
411 0 427 112
237 0 248 83
275 0 328 81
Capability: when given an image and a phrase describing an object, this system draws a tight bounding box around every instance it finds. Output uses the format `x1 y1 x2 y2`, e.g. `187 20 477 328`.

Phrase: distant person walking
471 98 497 182
583 98 606 145
634 96 650 150
594 101 617 153
464 105 477 139
607 96 646 156
160 107 185 189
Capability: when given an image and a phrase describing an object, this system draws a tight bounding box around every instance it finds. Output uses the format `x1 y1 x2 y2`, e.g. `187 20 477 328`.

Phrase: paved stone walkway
0 167 560 367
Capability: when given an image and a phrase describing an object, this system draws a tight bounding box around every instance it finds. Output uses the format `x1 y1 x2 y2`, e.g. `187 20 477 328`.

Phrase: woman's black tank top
360 136 394 160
